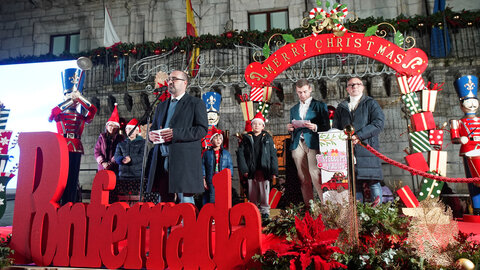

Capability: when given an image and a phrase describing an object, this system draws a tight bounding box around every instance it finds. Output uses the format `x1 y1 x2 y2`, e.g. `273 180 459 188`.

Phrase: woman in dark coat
94 104 124 175
333 77 385 203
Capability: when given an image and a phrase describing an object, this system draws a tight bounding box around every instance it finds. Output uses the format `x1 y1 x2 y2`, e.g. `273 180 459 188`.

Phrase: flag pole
103 1 111 84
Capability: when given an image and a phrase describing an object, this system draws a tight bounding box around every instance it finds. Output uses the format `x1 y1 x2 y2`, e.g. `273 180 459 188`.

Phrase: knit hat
126 118 140 133
106 103 120 127
251 112 265 126
209 126 223 143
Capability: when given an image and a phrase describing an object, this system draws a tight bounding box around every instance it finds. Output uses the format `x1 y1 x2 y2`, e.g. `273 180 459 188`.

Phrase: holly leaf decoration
309 19 316 25
282 34 296 44
333 3 339 9
394 31 405 47
325 1 330 8
316 0 322 7
316 13 323 20
263 43 270 58
333 18 340 24
339 4 347 10
365 25 378 37
337 12 344 17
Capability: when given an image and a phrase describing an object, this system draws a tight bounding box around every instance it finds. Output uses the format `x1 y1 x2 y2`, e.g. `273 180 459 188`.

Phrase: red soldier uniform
48 68 96 204
49 95 96 153
450 75 480 216
451 117 480 155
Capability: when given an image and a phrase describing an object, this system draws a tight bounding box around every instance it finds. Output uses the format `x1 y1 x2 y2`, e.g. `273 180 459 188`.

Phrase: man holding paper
287 79 330 204
146 70 208 203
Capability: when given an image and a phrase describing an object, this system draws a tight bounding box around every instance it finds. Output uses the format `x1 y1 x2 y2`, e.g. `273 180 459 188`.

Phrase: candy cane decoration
335 23 346 33
309 7 325 19
309 4 348 36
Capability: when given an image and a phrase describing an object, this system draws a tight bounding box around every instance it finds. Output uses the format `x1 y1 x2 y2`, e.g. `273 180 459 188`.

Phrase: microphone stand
133 89 164 202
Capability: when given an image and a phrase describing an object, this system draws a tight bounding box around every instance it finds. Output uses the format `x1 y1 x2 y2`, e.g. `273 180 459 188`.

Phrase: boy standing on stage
237 112 278 219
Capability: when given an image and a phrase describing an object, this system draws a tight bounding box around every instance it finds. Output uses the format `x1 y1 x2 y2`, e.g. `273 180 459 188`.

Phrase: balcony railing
82 25 480 91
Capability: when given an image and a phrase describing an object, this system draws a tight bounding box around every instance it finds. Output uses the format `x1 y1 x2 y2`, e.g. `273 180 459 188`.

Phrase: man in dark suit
286 79 329 205
147 70 208 203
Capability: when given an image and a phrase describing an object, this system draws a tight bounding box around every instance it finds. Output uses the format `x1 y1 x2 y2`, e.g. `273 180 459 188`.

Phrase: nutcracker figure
48 68 97 204
450 75 480 216
201 92 222 149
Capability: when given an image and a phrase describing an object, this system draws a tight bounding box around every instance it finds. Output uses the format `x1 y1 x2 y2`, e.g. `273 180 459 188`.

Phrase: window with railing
248 9 289 32
50 33 80 56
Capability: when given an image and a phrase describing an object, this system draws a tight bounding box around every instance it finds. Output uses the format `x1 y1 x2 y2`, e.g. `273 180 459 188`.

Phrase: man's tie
161 98 178 171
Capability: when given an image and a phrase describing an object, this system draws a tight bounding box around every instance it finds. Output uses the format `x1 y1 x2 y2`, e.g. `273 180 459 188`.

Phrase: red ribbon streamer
356 141 480 183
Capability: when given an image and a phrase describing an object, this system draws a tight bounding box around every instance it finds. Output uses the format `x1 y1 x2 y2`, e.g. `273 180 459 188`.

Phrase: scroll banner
317 130 348 203
245 32 428 87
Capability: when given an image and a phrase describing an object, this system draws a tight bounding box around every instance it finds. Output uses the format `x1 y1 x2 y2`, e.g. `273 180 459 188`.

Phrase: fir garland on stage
255 199 480 269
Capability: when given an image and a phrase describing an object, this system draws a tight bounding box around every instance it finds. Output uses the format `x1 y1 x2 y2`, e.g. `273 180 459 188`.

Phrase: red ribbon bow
238 94 250 102
427 81 444 91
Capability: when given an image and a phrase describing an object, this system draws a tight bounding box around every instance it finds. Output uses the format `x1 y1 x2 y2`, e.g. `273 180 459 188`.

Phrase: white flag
104 7 120 48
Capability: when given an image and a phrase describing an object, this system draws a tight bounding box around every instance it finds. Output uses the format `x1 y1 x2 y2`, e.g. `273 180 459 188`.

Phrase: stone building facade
1 0 480 198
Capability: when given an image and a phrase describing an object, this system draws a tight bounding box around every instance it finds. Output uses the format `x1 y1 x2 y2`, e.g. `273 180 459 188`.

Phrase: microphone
153 85 168 93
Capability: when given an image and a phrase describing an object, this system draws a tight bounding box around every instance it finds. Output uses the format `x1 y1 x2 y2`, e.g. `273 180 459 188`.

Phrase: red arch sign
244 32 428 87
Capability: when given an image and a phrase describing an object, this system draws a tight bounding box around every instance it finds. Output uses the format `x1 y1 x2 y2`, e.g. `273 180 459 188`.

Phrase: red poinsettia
266 212 346 270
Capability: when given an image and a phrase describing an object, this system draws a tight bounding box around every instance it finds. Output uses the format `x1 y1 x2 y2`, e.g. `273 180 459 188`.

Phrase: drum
465 149 480 179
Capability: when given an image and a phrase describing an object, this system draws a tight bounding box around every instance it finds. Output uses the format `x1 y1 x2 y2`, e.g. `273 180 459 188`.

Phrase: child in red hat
237 112 278 220
201 126 233 204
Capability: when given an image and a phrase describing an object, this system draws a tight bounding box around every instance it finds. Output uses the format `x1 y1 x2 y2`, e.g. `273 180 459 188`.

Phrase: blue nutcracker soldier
202 92 222 149
450 75 480 219
49 68 97 205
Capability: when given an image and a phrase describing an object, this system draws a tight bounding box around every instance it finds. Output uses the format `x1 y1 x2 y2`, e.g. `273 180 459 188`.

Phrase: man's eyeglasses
167 77 186 82
347 83 363 88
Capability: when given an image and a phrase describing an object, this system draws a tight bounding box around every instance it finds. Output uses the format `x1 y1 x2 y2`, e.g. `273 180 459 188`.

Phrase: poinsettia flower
265 212 346 269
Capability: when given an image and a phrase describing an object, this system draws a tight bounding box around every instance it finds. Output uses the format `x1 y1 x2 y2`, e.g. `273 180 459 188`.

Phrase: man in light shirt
287 79 330 204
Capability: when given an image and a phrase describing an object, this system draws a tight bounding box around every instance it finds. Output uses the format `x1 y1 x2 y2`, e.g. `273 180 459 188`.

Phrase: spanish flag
186 0 200 77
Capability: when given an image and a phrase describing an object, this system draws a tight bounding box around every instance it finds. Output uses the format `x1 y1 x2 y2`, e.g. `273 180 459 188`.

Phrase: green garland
0 8 478 65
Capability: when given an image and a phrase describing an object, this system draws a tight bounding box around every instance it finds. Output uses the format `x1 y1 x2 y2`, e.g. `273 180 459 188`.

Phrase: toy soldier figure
49 68 97 204
450 75 480 217
201 92 222 149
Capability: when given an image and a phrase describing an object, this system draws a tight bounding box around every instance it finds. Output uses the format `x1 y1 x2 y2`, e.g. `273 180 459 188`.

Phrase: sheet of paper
150 129 167 144
292 119 311 129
